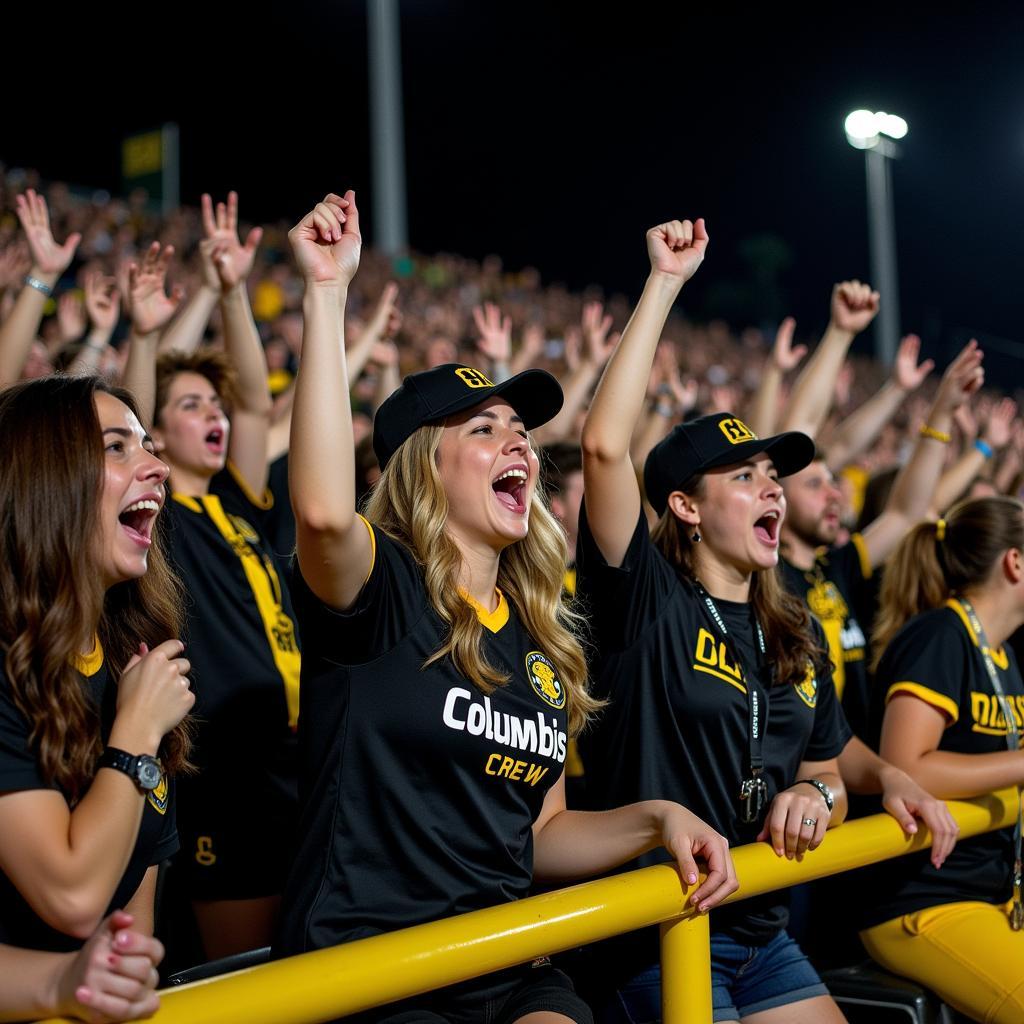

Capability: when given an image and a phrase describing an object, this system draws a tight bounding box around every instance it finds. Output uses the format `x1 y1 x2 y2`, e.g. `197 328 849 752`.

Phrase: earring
691 529 701 543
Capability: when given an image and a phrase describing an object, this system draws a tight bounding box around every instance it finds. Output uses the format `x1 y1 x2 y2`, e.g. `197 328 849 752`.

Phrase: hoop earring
691 529 701 544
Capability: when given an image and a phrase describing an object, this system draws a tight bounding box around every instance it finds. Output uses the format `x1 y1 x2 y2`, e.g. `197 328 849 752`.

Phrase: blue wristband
975 439 994 459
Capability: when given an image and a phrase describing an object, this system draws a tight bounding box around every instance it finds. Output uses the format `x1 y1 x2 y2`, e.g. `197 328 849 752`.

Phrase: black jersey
263 451 297 580
163 464 300 894
164 463 300 752
780 535 874 738
576 503 850 945
275 519 569 957
0 644 177 952
861 601 1024 929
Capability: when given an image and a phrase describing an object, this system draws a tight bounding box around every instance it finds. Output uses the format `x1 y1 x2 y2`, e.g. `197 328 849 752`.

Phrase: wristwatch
797 777 834 814
98 747 163 793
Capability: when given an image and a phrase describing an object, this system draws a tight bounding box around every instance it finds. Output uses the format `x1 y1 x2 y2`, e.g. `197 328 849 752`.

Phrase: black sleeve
0 676 50 793
803 619 854 761
829 535 876 622
875 614 969 725
210 461 275 527
151 777 180 863
575 499 679 661
292 520 429 665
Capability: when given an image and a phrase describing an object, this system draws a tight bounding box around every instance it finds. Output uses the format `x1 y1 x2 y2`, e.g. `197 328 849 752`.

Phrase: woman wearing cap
274 191 736 1024
577 219 850 1023
856 496 1024 1023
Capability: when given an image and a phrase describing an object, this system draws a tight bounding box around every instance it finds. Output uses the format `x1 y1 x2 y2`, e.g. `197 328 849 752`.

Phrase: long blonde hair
872 495 1024 669
363 424 601 737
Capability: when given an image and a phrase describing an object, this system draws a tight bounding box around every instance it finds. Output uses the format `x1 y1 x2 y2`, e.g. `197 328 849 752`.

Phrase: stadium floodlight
845 109 909 150
844 109 909 367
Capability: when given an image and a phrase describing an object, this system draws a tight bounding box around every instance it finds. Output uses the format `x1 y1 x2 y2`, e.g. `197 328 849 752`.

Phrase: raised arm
0 190 81 384
931 397 1017 513
346 281 401 383
121 244 183 427
581 219 708 566
747 317 805 437
202 193 272 494
780 280 880 439
68 273 121 376
533 301 617 445
824 333 933 472
288 191 372 610
860 340 985 568
472 302 513 383
157 192 260 356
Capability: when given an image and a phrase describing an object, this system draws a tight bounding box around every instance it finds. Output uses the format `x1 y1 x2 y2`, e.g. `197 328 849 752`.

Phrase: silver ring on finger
802 817 817 828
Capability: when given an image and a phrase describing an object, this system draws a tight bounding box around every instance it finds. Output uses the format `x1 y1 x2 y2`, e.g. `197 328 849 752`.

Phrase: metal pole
661 913 712 1023
864 144 900 367
367 0 409 256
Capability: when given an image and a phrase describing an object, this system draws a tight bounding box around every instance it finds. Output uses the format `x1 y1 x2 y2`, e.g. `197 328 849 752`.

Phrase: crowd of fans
0 169 1022 1024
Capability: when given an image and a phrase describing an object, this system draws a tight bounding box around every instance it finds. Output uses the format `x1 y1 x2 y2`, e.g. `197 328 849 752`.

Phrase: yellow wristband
919 423 951 444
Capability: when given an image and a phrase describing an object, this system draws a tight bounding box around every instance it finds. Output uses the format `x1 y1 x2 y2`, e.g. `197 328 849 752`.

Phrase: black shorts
341 961 593 1024
173 770 298 901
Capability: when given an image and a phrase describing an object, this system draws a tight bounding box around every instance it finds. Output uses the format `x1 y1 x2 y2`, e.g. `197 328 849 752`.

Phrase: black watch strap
99 747 161 792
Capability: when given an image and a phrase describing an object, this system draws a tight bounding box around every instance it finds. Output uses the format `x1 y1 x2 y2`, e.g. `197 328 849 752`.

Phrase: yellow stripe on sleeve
851 532 872 581
356 514 377 586
886 681 959 724
227 459 274 511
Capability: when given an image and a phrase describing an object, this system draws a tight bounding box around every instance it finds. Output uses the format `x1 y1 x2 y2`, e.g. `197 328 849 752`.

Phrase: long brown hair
650 476 828 687
872 496 1024 669
363 424 601 738
0 376 192 803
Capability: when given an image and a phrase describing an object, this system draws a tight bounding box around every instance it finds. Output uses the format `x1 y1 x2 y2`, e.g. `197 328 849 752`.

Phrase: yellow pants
860 901 1024 1024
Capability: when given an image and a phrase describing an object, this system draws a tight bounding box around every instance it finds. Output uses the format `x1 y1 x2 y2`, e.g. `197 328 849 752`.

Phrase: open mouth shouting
753 508 781 547
491 464 529 515
205 427 226 455
118 493 163 548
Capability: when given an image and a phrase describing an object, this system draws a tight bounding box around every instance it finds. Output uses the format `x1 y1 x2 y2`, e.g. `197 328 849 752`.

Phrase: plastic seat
166 946 271 986
822 962 959 1024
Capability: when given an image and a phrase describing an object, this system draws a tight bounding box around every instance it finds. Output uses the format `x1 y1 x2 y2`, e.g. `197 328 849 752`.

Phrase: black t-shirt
861 601 1024 929
163 464 300 784
275 520 569 957
0 647 177 952
780 535 874 739
263 452 297 581
576 502 850 945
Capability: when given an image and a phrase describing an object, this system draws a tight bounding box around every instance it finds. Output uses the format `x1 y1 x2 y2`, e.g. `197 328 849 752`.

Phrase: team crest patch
147 771 169 815
455 366 494 389
229 514 260 544
796 665 818 709
526 651 566 710
719 417 756 444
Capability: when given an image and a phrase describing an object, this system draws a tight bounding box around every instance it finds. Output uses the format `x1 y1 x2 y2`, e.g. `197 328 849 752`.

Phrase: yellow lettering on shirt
693 627 747 693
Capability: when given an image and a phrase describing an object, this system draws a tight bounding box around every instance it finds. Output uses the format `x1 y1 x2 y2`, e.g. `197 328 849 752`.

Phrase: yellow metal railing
39 787 1018 1024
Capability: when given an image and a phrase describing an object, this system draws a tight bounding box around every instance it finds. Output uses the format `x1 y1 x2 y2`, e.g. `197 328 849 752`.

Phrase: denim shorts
603 929 828 1023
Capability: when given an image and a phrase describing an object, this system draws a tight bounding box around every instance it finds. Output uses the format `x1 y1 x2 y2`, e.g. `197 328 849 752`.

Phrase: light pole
844 110 908 367
367 0 409 257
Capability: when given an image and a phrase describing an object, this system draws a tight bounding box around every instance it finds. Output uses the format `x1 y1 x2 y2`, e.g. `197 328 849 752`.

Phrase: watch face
137 758 162 791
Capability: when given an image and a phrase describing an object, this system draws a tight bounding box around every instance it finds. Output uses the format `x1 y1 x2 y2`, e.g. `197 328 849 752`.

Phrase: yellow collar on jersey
946 598 1010 670
72 635 104 677
459 587 510 634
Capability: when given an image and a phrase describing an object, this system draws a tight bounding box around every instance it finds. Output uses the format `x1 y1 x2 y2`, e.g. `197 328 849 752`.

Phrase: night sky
7 2 1023 377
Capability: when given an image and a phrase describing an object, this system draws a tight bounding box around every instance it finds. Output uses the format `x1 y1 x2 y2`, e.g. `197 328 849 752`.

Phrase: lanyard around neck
693 581 769 781
958 598 1024 931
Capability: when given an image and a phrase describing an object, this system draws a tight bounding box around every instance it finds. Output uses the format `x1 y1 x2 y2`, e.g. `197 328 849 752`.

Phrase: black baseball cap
643 412 815 515
373 363 564 468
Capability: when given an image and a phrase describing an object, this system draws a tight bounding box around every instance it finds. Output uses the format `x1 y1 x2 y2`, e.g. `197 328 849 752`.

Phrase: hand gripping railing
37 788 1018 1024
